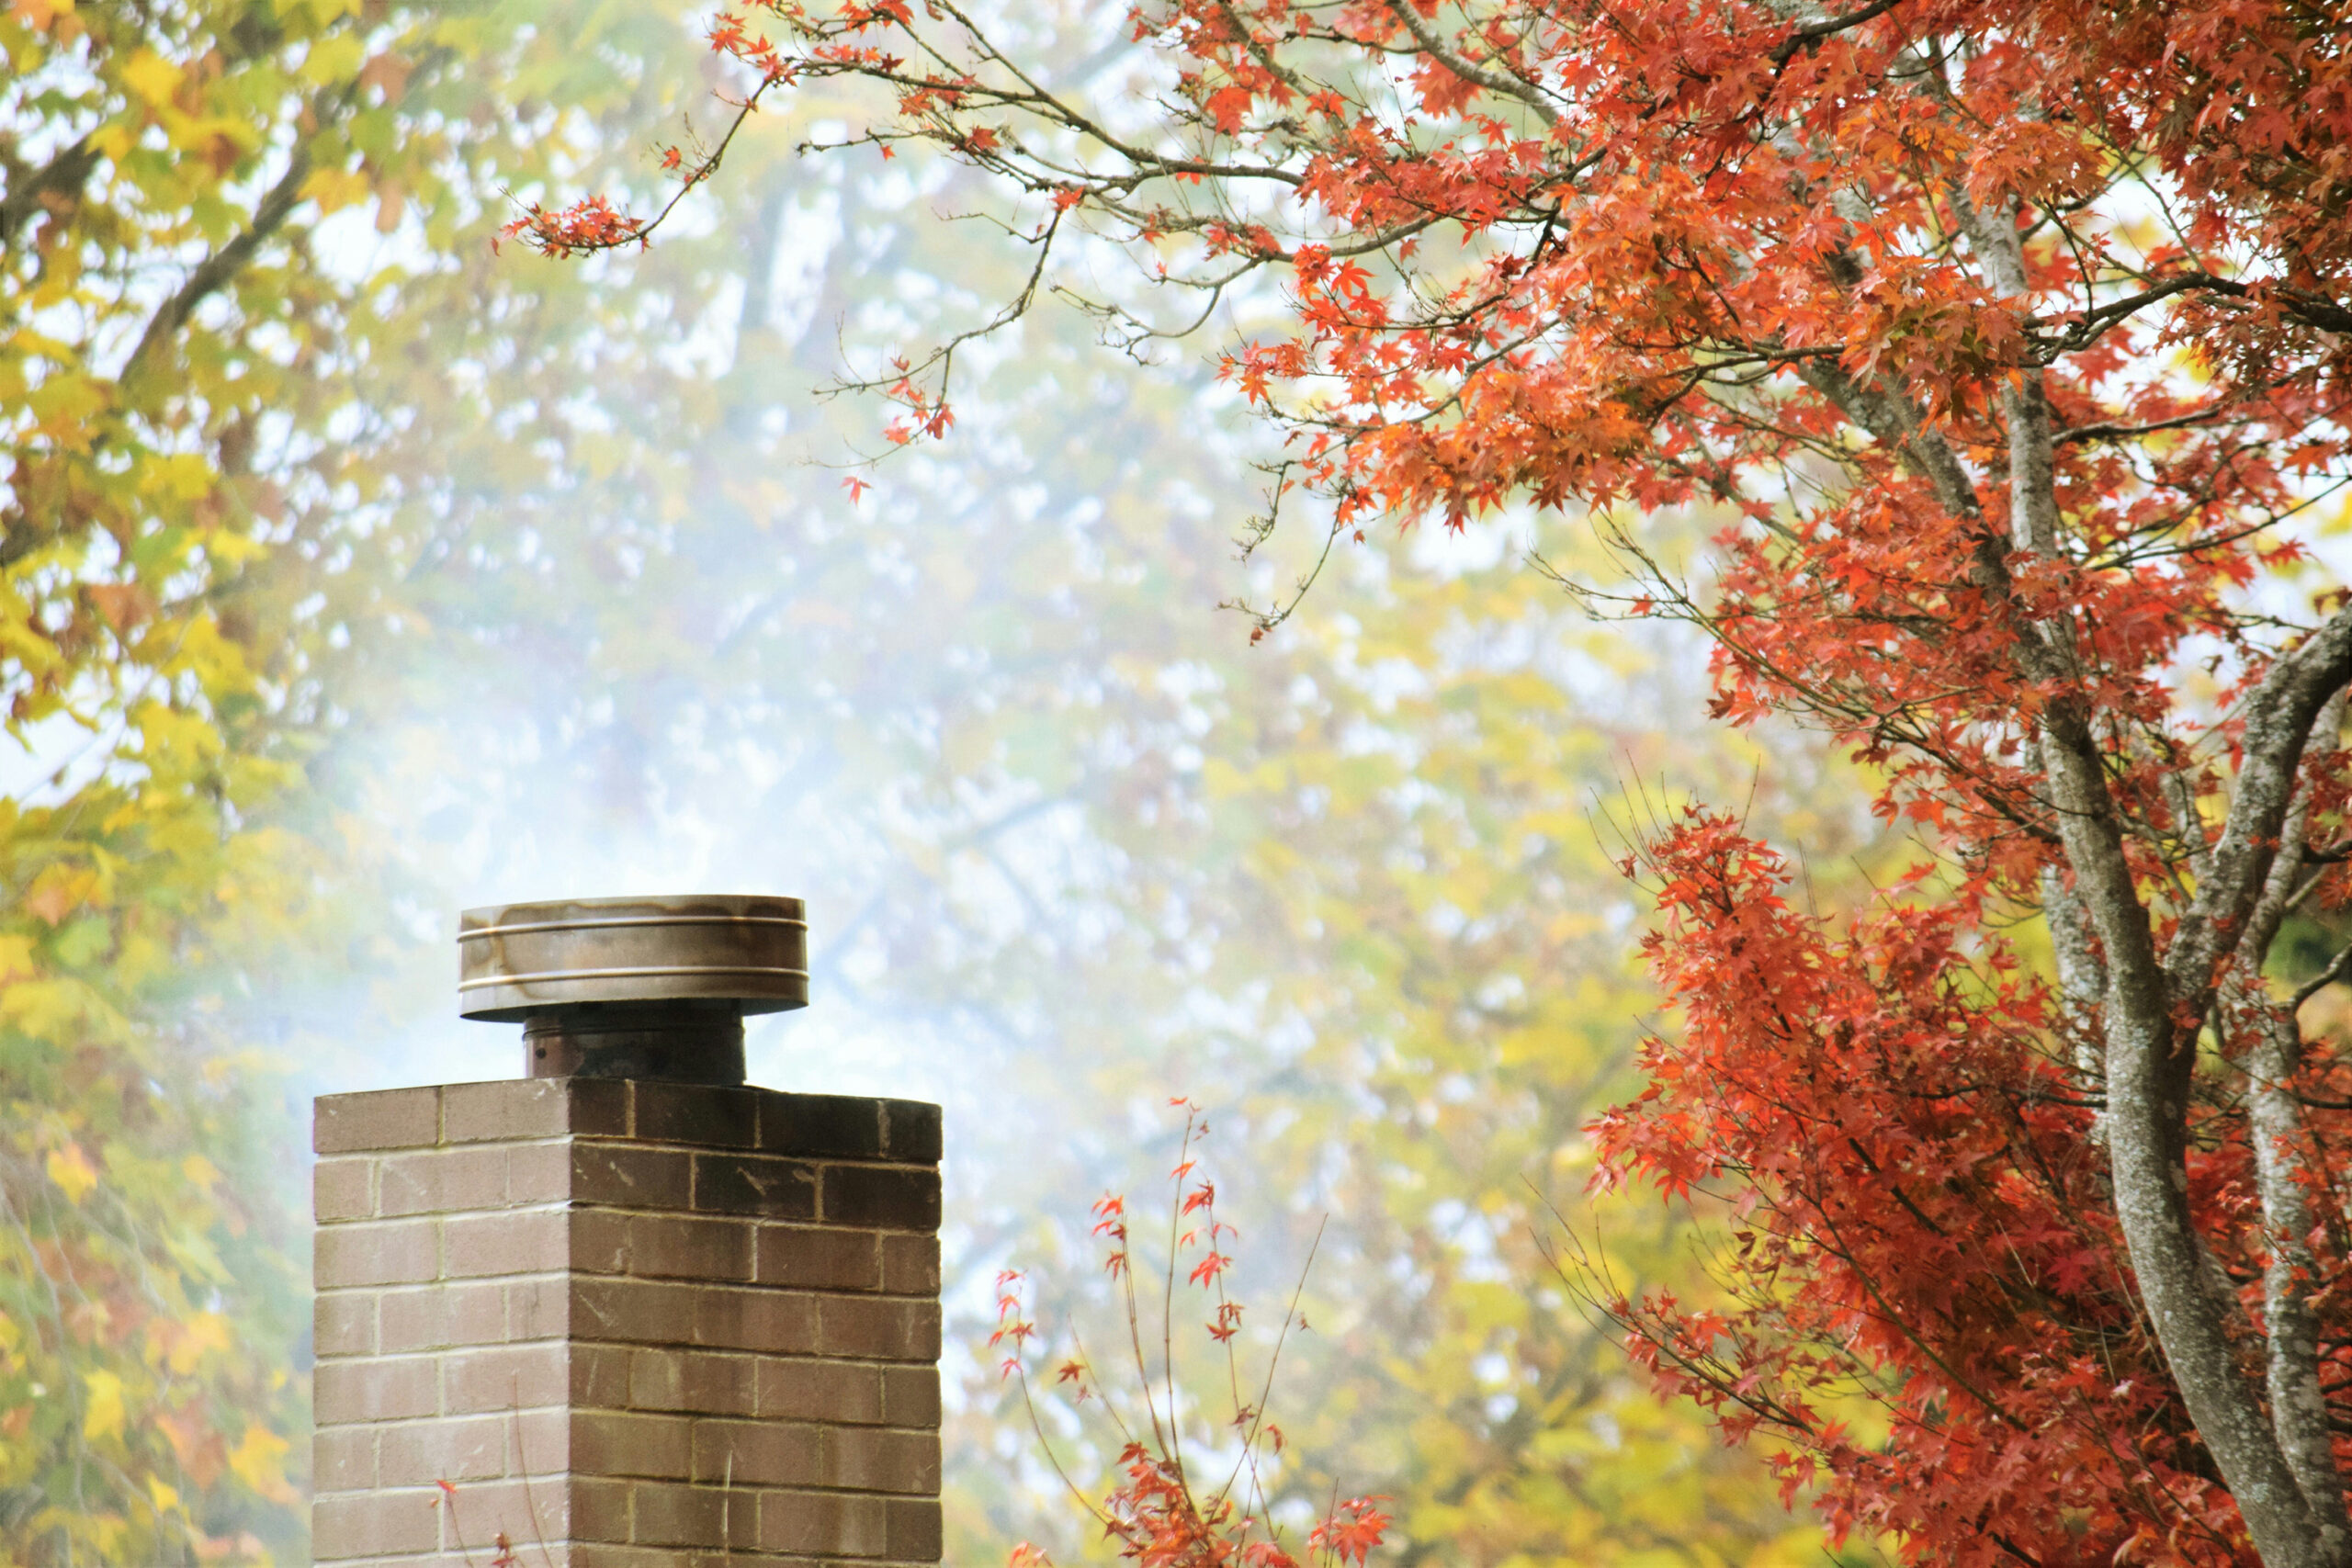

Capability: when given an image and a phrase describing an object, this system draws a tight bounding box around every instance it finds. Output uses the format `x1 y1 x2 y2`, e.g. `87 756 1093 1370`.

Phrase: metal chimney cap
457 894 808 1023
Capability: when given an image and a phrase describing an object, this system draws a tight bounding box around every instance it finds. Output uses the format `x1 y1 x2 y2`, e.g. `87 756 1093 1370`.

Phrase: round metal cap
458 895 808 1023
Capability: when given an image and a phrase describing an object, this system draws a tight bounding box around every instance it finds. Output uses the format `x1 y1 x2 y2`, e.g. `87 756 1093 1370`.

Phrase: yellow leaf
46 1142 99 1204
181 1154 220 1189
146 1475 180 1515
298 164 370 215
228 1423 296 1504
82 1370 125 1443
120 49 183 108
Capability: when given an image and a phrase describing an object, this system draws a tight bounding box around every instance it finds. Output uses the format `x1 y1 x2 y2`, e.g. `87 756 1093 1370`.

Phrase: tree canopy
525 0 2352 1563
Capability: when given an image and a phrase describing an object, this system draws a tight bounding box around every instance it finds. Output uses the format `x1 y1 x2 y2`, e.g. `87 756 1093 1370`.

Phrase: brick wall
311 1077 943 1567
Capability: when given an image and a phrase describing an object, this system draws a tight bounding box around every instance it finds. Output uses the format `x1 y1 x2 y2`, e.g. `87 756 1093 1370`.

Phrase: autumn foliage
530 0 2352 1562
990 1105 1389 1568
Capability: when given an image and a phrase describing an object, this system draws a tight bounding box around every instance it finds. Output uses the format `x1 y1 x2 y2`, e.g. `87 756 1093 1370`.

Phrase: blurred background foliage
1 0 1889 1564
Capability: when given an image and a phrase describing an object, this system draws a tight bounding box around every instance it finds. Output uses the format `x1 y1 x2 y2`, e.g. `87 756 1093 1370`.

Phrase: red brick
759 1093 885 1158
628 1348 760 1416
445 1209 569 1279
571 1474 635 1545
444 1342 569 1414
822 1166 940 1231
571 1342 635 1406
316 1220 438 1289
314 1292 376 1358
633 1481 731 1549
507 1139 571 1203
881 1366 940 1429
313 1487 442 1559
819 1297 939 1361
313 1426 375 1492
571 1276 699 1345
824 1427 940 1494
378 1145 507 1217
887 1497 944 1562
315 1356 439 1423
630 1214 754 1281
508 1275 571 1341
434 1475 572 1554
513 1405 571 1476
690 1418 822 1486
635 1082 758 1147
880 1099 942 1163
696 1287 818 1354
571 1208 633 1273
574 1142 695 1210
314 1157 374 1222
379 1281 505 1354
880 1234 940 1296
757 1359 882 1425
693 1153 819 1220
444 1077 627 1143
379 1415 505 1486
757 1225 879 1291
315 1088 440 1156
571 1409 692 1479
759 1490 888 1558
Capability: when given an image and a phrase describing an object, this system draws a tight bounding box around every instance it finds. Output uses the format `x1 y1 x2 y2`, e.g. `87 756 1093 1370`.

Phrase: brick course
313 1078 943 1566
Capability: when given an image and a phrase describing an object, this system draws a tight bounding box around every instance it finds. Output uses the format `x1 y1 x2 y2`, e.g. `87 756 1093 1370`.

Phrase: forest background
0 0 1920 1563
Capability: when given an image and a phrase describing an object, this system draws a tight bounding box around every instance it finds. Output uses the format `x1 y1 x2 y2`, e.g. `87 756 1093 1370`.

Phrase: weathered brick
887 1497 944 1562
314 1292 377 1358
632 1481 732 1549
512 1404 571 1476
881 1366 941 1430
314 1425 376 1492
445 1209 569 1279
759 1093 885 1159
315 1088 440 1156
629 1213 755 1281
431 1475 572 1552
759 1490 888 1558
690 1418 822 1486
315 1356 439 1423
879 1234 940 1296
574 1143 694 1210
443 1076 628 1144
695 1287 818 1354
508 1275 571 1341
313 1487 442 1559
316 1219 438 1289
378 1145 508 1218
757 1359 883 1425
379 1414 505 1486
880 1099 943 1164
444 1342 569 1414
825 1427 941 1495
507 1139 571 1204
571 1474 636 1545
693 1153 819 1220
635 1082 758 1147
571 1276 699 1346
757 1225 880 1291
571 1342 634 1407
379 1281 506 1354
314 1157 375 1222
822 1166 940 1232
572 1409 692 1479
571 1208 633 1274
819 1297 939 1361
628 1348 761 1416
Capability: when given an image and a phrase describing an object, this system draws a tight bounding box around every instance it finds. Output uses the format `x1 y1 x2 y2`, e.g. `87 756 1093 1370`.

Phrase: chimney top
458 894 807 1084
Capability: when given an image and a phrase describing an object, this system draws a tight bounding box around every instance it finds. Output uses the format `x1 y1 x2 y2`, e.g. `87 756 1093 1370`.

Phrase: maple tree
523 0 2352 1563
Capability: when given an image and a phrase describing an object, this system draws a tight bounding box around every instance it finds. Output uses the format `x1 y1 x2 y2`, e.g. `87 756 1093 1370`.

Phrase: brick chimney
310 898 943 1567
